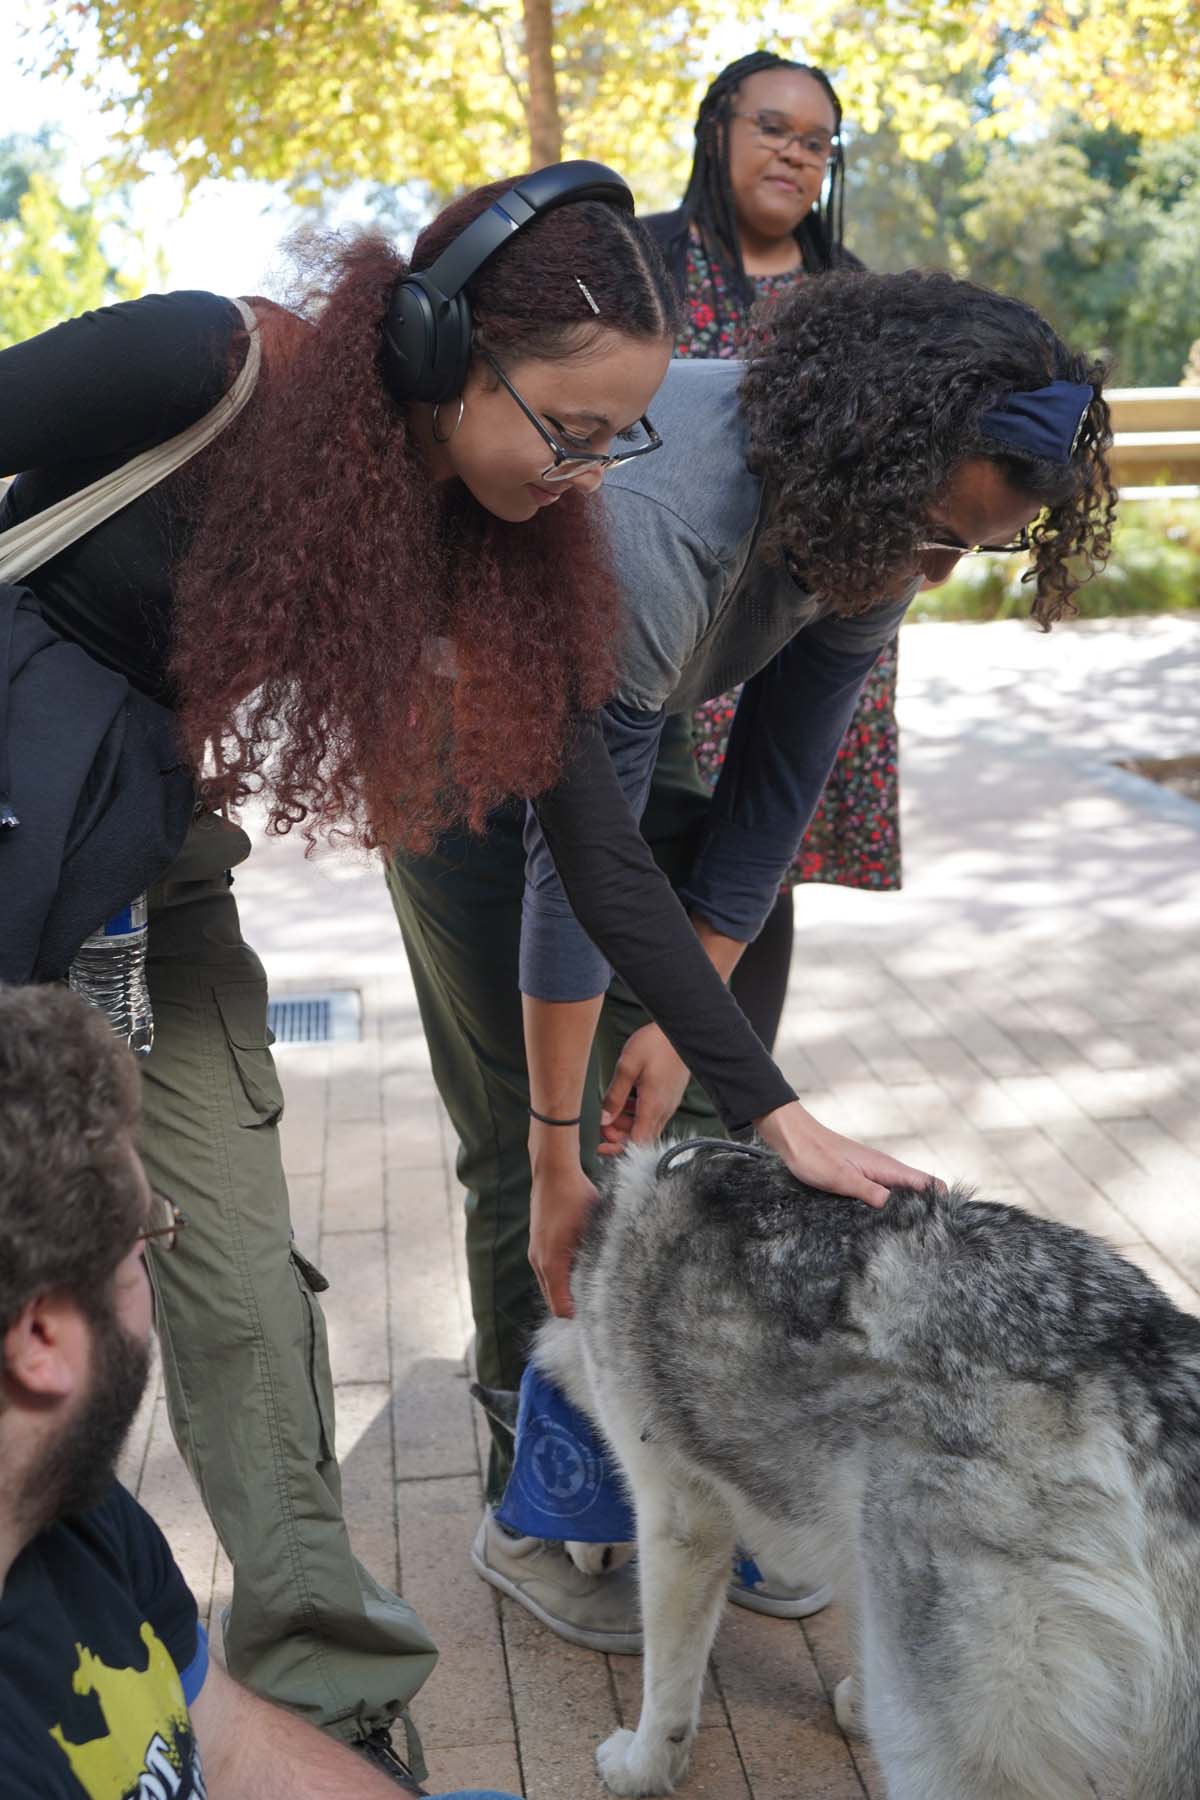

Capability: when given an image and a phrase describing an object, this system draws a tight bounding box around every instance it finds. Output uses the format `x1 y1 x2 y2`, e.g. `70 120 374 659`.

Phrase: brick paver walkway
120 615 1200 1799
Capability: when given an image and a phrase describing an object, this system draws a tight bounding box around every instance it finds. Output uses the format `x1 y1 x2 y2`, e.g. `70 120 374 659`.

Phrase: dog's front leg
597 1484 734 1797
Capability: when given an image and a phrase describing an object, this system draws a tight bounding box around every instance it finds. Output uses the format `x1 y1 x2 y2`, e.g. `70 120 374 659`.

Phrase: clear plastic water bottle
68 894 154 1056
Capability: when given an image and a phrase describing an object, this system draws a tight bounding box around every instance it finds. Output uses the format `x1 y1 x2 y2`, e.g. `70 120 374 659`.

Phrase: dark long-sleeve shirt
0 289 243 702
1 294 912 1131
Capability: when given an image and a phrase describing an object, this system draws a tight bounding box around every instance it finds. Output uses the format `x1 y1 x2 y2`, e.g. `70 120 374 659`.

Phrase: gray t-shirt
521 357 916 1003
604 357 911 711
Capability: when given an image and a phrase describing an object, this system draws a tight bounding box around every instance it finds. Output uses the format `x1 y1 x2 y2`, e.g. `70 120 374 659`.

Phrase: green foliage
845 122 1200 389
1117 141 1200 385
957 139 1114 326
909 503 1200 623
0 129 57 221
0 134 161 349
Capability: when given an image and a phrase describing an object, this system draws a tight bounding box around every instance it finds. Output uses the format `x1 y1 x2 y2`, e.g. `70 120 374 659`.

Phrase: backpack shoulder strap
0 297 261 584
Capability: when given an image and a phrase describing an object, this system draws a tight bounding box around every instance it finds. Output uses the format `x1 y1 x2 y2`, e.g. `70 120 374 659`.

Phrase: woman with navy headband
387 269 1115 1650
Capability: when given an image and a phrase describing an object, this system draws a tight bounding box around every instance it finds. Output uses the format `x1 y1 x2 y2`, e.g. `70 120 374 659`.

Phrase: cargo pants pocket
289 1246 337 1465
214 981 284 1127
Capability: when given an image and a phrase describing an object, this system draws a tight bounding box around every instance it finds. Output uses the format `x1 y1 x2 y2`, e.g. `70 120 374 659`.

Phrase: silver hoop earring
432 396 465 443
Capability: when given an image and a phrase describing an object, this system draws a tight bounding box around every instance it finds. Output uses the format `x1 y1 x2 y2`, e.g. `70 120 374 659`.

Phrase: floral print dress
678 227 902 891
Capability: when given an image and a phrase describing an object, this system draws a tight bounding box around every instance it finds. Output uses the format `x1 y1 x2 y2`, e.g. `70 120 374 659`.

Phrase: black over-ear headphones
381 160 635 406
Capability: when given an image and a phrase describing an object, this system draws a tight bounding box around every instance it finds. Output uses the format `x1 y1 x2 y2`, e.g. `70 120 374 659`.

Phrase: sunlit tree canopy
33 0 1200 209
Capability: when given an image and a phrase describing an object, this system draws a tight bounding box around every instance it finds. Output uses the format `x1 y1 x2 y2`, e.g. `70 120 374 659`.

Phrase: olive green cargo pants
385 717 724 1503
141 811 436 1758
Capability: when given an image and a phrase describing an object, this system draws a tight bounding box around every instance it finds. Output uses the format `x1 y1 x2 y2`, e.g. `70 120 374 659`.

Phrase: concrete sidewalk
121 614 1200 1800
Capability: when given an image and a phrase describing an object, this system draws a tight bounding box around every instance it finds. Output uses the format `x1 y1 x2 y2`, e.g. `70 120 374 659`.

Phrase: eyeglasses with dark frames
482 352 662 485
137 1194 186 1254
919 527 1032 558
730 112 840 167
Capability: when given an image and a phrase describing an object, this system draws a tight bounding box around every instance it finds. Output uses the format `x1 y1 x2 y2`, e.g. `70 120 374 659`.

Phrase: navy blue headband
979 380 1094 465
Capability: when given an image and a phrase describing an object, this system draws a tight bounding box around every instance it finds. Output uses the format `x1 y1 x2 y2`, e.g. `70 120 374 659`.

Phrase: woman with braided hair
640 51 901 1060
645 50 852 335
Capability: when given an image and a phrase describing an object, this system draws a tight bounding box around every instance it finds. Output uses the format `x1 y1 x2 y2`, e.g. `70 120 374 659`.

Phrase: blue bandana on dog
494 1365 636 1544
979 380 1093 465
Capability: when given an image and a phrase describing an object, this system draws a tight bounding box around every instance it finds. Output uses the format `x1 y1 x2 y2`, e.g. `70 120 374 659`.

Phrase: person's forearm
523 993 606 1315
195 1662 404 1799
596 917 754 1152
214 1717 402 1799
532 712 797 1131
523 992 604 1160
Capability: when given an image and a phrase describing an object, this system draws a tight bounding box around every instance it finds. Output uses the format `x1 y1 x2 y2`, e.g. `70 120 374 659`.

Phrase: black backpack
0 583 194 982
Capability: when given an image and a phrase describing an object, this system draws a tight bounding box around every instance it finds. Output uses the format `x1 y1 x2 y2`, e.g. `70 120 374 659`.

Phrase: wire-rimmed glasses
919 528 1032 556
483 352 662 485
918 527 1032 582
136 1193 186 1254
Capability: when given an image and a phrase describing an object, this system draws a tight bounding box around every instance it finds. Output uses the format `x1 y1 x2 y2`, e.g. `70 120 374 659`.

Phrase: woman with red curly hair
0 171 675 1788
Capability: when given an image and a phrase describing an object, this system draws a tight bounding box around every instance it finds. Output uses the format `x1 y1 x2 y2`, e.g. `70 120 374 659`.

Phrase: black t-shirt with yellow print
0 1481 207 1798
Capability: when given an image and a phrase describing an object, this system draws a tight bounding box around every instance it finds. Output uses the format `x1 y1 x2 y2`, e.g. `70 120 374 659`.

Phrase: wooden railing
1107 388 1200 492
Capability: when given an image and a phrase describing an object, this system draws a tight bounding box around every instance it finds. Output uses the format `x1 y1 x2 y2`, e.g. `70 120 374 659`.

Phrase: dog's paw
565 1538 636 1576
834 1674 866 1740
596 1727 685 1796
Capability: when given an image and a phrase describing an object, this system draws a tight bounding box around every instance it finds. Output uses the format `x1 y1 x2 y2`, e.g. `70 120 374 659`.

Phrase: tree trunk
522 0 563 166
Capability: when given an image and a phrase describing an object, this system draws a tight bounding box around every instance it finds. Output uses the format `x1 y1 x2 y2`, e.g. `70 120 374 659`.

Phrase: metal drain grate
267 990 362 1045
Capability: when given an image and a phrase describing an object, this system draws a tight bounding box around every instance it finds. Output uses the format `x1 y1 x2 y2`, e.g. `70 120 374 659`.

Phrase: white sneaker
728 1551 832 1619
471 1509 643 1655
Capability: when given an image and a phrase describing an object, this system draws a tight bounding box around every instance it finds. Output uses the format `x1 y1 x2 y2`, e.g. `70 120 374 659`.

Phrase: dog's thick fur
534 1144 1200 1800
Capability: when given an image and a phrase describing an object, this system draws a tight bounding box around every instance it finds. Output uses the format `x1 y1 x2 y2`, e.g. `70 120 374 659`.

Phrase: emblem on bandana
494 1364 636 1543
519 1407 604 1519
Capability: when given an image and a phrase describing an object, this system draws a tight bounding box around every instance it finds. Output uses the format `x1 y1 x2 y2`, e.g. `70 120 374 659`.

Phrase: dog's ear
469 1381 519 1441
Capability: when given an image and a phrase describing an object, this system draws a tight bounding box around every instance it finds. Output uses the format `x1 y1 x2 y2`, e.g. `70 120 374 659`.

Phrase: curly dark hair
740 268 1116 628
170 181 677 852
0 986 142 1354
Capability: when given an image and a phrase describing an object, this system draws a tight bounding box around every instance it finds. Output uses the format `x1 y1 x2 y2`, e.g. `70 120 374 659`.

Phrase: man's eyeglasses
483 352 662 485
731 112 840 168
137 1194 186 1254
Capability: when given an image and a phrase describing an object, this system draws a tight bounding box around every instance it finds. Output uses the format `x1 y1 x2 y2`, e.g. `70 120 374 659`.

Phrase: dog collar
656 1138 773 1180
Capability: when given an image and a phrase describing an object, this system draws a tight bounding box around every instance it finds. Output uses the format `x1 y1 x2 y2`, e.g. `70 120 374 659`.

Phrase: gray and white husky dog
534 1140 1200 1800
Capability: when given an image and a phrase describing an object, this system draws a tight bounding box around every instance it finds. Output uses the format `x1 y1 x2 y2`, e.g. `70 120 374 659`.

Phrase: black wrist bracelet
528 1105 582 1128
